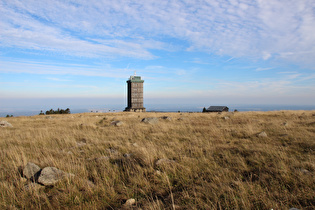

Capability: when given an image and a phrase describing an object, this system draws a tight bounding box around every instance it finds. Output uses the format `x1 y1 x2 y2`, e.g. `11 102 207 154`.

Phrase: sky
1 0 315 112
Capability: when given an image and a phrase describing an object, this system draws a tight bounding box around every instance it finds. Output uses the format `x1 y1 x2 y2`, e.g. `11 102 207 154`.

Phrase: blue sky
1 0 315 112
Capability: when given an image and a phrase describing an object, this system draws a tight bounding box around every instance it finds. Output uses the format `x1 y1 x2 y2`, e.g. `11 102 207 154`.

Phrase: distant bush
40 108 71 115
6 115 13 118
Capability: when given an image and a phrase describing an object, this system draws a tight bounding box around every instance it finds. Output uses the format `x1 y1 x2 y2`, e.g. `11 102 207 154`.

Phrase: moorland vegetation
0 111 314 209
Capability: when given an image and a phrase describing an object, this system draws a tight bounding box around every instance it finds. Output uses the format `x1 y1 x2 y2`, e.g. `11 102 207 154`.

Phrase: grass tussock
0 111 314 209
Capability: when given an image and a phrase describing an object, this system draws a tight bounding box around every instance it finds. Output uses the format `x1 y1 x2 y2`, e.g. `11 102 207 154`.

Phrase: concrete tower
124 75 146 112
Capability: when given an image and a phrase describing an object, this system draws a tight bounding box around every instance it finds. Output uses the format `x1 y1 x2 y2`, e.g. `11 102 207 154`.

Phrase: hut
205 106 229 112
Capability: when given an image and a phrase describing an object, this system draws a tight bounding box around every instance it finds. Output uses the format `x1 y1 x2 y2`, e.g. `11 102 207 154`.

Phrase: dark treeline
39 108 71 115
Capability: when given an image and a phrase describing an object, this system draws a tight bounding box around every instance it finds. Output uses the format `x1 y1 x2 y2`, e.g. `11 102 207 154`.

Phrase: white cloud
255 67 273 71
1 0 315 66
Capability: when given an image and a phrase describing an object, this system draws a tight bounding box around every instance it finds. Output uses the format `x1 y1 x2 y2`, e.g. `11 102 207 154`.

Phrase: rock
258 131 268 137
141 117 159 124
160 116 172 121
283 122 289 126
123 153 132 158
111 121 124 127
76 139 87 147
45 116 53 120
124 198 136 207
132 143 139 147
38 167 73 186
223 116 230 120
106 148 118 154
23 162 41 180
177 117 187 121
0 121 13 127
155 158 175 166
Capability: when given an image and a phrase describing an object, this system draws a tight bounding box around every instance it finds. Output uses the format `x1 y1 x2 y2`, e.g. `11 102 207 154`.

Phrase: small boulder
258 131 268 138
38 167 73 186
23 162 41 180
111 121 124 127
0 121 13 127
123 153 132 158
124 198 136 207
160 116 172 121
76 141 87 147
132 143 139 147
141 117 159 124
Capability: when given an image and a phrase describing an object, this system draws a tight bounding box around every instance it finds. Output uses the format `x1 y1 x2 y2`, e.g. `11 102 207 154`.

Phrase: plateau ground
0 111 314 209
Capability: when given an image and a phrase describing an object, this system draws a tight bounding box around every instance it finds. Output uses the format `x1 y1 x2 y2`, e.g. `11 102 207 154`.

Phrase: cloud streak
1 0 315 66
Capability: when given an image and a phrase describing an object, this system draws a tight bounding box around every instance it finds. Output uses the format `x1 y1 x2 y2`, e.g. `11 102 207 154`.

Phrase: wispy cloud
46 77 72 82
1 0 315 66
255 67 273 72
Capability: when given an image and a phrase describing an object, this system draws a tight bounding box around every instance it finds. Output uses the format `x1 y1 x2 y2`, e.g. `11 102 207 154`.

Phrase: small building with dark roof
206 106 229 112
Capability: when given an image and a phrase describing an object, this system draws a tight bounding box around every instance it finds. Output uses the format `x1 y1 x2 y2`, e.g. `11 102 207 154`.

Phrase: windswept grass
0 111 314 209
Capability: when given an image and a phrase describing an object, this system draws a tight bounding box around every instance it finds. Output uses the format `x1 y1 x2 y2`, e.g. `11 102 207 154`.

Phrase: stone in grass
160 116 172 121
0 121 13 127
23 162 41 180
124 198 136 207
23 182 44 191
258 131 268 138
38 167 74 186
177 117 187 121
111 121 124 127
141 117 159 124
155 158 175 166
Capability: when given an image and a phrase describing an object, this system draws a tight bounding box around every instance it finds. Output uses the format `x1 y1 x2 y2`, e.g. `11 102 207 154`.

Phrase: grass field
0 111 314 209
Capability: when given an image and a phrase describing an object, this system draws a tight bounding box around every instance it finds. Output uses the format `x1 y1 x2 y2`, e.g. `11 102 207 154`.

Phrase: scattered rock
76 141 87 147
223 116 230 120
123 153 132 158
106 148 119 154
132 143 139 147
38 167 73 186
67 151 73 155
155 170 162 175
177 117 187 121
45 116 53 120
0 121 13 127
23 162 41 180
160 116 172 121
283 122 289 126
155 158 175 166
141 117 159 124
258 131 268 138
124 198 136 207
111 121 124 127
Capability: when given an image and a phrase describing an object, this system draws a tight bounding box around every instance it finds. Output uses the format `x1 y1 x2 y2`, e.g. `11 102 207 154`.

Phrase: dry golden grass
0 111 314 209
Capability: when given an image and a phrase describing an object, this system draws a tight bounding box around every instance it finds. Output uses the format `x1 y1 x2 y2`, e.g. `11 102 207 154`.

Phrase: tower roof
129 76 144 83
